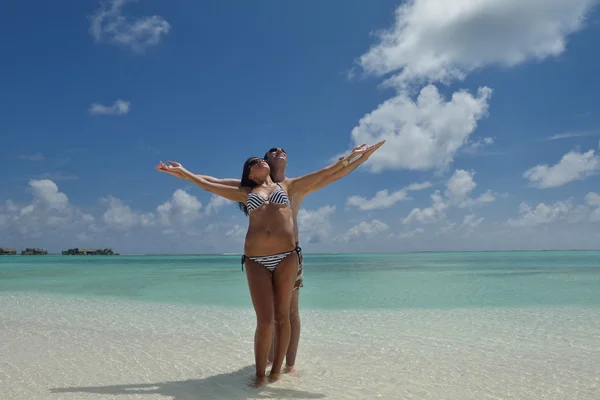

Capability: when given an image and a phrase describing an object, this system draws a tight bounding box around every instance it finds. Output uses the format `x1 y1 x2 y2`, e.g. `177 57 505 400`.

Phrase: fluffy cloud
586 192 600 222
506 200 574 228
89 0 171 53
445 169 495 208
205 195 234 215
586 192 600 207
351 85 492 172
101 196 157 231
346 181 431 210
403 190 448 225
340 219 390 241
0 180 95 242
523 146 600 188
404 169 495 224
89 99 131 116
460 214 484 236
2 178 597 253
297 205 336 244
358 0 596 88
156 189 203 227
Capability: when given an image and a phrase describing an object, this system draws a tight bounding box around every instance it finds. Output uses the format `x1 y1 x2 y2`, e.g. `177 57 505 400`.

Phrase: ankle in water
268 372 281 383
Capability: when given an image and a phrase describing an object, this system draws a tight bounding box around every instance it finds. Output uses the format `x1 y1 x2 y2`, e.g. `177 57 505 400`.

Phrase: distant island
61 248 119 256
21 248 48 255
0 247 119 256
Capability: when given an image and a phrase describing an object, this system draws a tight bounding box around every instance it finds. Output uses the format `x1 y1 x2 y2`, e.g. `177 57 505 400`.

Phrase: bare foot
268 372 281 383
283 364 296 374
248 375 267 388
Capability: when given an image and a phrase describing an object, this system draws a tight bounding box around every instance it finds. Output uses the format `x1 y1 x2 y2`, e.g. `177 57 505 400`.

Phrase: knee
274 310 290 326
256 315 274 330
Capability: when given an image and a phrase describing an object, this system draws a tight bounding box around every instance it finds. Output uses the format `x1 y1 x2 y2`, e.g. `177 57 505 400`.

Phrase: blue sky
1 0 599 254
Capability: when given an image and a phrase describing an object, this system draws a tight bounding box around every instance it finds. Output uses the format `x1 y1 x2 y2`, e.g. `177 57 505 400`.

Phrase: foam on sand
1 293 599 399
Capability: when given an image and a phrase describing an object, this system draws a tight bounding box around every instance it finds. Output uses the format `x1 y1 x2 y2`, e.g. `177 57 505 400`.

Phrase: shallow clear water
1 251 599 309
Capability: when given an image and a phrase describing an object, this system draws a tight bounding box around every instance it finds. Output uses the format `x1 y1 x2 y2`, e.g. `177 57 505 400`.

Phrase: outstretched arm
156 161 247 202
156 163 241 187
305 153 368 195
192 175 240 187
286 144 372 196
288 140 385 196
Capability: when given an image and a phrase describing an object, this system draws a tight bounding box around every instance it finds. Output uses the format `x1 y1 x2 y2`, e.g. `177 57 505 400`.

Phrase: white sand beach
1 293 599 399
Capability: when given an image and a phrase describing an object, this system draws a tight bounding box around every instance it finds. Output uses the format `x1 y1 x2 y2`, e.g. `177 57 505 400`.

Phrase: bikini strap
241 254 246 271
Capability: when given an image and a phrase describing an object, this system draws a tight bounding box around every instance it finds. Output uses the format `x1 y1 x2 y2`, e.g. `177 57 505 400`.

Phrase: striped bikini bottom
241 245 302 272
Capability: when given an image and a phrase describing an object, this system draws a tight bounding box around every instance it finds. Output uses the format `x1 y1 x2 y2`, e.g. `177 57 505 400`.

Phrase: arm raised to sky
156 161 247 202
288 140 385 196
286 141 384 196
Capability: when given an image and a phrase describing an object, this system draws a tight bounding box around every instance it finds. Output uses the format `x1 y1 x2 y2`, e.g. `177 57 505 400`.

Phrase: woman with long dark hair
155 144 376 386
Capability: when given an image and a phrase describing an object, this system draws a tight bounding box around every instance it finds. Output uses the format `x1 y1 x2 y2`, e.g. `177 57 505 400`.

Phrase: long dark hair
238 157 261 216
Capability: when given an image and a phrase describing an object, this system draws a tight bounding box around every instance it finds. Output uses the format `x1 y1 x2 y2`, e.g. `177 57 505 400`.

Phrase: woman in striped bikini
155 147 374 387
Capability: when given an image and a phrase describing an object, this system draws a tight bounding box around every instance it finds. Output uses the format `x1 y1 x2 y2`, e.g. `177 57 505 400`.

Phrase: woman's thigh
272 253 299 317
244 259 274 322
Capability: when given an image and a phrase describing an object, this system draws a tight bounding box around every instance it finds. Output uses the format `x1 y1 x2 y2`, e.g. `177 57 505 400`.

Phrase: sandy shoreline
1 293 599 399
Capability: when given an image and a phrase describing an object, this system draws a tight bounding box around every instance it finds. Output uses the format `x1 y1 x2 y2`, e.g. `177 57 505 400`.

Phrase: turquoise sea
1 251 599 309
3 251 600 399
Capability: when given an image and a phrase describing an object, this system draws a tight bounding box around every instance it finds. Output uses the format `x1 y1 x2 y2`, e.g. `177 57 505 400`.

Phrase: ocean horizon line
39 249 600 256
3 249 600 257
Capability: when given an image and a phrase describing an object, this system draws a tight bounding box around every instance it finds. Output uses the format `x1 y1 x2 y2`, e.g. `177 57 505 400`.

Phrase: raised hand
346 140 385 163
363 140 385 159
347 144 368 161
155 161 187 180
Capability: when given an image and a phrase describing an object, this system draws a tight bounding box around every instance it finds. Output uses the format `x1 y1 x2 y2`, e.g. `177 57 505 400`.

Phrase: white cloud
205 195 233 215
445 170 476 205
544 130 599 141
460 214 484 236
523 147 600 188
102 189 202 231
403 190 448 225
586 192 600 222
225 224 246 241
350 85 492 172
585 192 600 207
340 219 390 241
17 153 44 161
89 99 131 116
102 196 139 230
506 200 573 228
156 189 203 227
358 0 596 88
0 180 95 241
403 169 495 225
297 205 336 244
89 0 171 53
394 227 425 239
445 169 496 208
464 136 494 154
28 179 69 210
346 181 431 210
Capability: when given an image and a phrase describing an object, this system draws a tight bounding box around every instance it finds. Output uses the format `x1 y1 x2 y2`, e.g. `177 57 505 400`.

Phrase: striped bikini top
246 183 291 211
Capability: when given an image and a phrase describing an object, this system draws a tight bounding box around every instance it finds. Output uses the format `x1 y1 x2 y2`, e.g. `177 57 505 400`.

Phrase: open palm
155 161 186 179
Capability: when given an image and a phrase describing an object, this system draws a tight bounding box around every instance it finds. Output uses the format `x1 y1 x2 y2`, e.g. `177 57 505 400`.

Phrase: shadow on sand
49 365 326 399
